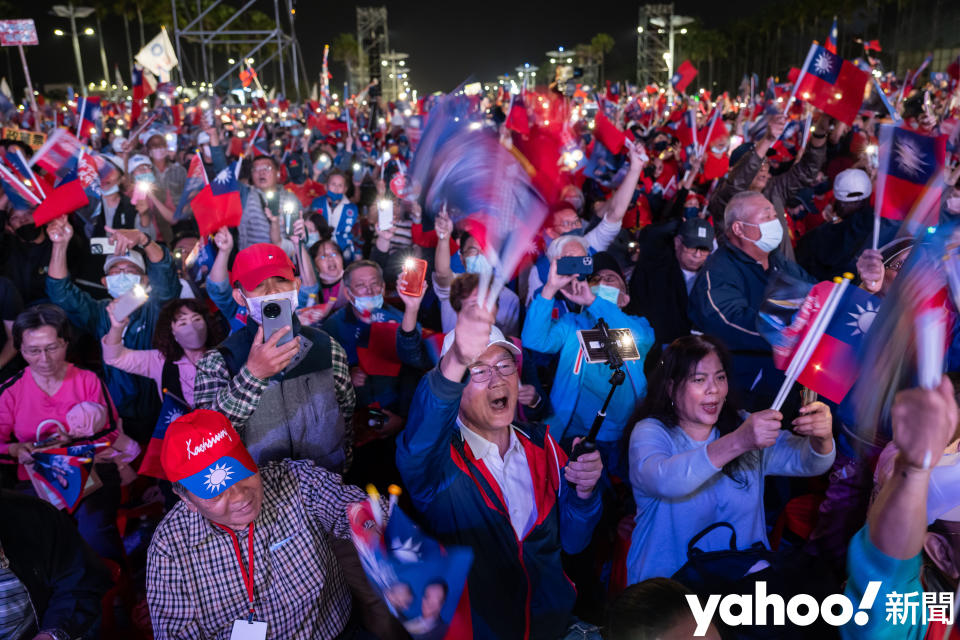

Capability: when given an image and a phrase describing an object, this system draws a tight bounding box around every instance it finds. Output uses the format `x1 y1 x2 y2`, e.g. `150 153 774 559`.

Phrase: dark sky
7 0 733 96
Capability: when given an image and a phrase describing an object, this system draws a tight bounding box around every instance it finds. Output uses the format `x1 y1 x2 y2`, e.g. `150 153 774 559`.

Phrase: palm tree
590 33 615 86
331 32 359 93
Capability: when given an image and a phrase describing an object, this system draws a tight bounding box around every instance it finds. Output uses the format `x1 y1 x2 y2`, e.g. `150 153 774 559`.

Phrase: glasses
349 280 384 296
316 252 340 262
468 360 517 384
886 260 905 272
22 342 65 358
554 218 582 231
252 166 275 174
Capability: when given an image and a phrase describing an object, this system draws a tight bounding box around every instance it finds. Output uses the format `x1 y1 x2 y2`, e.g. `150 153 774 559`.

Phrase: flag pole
872 124 893 250
783 43 818 116
17 45 39 129
872 77 900 123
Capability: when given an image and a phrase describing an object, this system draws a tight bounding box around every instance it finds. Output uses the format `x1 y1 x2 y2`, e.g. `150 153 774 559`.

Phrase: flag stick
872 124 894 250
0 163 41 205
17 45 39 129
872 77 900 123
14 147 45 199
76 97 87 140
783 43 818 116
771 277 850 411
195 150 209 185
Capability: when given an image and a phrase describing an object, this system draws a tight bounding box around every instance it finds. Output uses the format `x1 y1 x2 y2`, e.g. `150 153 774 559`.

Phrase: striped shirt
146 460 367 640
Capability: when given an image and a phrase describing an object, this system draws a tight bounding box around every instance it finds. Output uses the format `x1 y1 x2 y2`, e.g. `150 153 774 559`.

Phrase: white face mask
102 184 119 196
243 289 298 325
105 273 141 299
741 219 783 253
150 148 167 161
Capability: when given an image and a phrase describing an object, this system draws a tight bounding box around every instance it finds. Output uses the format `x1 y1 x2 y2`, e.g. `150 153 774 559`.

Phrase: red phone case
398 258 428 297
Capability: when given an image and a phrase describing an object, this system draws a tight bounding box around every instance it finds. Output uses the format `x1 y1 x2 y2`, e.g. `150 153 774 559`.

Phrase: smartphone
261 298 294 346
90 237 116 255
377 199 394 231
112 284 150 321
557 255 594 276
398 258 428 297
576 327 642 364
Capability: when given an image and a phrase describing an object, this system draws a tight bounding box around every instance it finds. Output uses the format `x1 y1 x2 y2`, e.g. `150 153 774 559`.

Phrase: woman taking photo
102 297 223 407
0 305 125 563
625 335 835 584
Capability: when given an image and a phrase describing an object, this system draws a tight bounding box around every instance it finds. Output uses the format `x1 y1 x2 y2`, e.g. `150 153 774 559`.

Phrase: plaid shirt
146 460 367 640
193 337 355 468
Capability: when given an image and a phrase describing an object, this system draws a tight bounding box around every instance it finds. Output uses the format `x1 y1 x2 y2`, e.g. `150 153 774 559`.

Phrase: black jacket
0 491 110 638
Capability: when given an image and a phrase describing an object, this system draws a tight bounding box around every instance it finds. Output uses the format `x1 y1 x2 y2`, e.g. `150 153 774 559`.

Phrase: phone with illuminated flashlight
576 327 642 364
261 298 294 347
377 198 394 231
112 284 150 321
398 258 428 297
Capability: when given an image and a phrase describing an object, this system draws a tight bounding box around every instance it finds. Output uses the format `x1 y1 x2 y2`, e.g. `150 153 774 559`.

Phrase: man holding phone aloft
193 243 355 473
45 216 179 442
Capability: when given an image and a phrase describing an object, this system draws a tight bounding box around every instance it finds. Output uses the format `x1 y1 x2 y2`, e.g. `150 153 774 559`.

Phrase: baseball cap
678 217 715 250
104 250 146 274
127 154 153 175
590 251 625 283
833 168 873 202
160 409 258 498
230 243 296 291
439 325 521 360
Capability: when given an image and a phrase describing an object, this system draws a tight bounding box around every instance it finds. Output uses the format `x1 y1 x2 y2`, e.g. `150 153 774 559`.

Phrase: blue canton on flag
807 45 841 84
888 127 940 186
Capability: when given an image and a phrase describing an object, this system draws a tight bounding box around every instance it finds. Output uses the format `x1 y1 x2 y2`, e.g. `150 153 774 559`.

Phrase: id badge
230 620 267 640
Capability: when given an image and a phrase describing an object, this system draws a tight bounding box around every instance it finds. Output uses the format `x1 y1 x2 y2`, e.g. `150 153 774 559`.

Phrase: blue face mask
352 294 383 314
291 128 302 137
590 284 621 306
464 254 492 276
135 173 156 185
306 232 320 247
683 206 700 219
327 192 343 203
106 273 141 299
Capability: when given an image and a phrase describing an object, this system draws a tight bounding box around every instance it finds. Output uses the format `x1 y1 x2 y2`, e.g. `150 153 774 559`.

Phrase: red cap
160 409 258 498
230 243 295 291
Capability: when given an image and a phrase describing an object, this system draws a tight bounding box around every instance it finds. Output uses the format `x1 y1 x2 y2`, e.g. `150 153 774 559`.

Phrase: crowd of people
1 45 960 640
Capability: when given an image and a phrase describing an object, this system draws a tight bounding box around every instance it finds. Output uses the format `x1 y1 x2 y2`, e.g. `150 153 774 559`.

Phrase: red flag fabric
506 98 530 135
356 322 403 377
191 164 242 236
795 44 869 125
33 179 90 226
876 124 947 222
671 61 698 94
593 110 626 155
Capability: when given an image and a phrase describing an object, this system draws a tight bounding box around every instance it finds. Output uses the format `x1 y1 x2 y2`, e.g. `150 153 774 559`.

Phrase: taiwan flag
139 391 190 479
671 60 698 94
795 43 869 125
26 444 99 513
175 152 208 220
191 162 242 236
875 124 947 223
593 108 626 154
74 96 102 141
505 95 530 135
773 281 880 404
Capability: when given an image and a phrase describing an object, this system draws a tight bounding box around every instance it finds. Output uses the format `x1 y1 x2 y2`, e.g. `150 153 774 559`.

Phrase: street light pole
69 8 84 88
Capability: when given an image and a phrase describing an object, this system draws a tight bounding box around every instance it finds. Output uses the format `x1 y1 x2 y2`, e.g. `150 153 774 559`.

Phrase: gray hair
723 191 766 231
547 235 590 261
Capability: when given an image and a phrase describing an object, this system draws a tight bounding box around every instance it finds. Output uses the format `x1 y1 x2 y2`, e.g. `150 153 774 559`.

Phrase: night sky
7 0 739 96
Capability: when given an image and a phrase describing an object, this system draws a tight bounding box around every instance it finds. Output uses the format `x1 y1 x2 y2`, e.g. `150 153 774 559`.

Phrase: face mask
172 321 207 350
14 223 41 242
327 192 343 203
102 184 119 196
336 142 345 151
653 141 668 152
464 254 492 276
947 196 960 215
591 284 621 306
643 165 656 178
106 273 141 299
135 173 156 185
243 289 299 325
150 148 167 160
742 219 783 253
292 128 302 137
352 294 383 315
684 206 700 219
306 232 320 247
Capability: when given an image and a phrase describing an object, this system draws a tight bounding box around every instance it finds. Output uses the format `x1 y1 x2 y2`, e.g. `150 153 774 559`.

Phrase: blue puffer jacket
397 368 603 640
688 243 814 408
522 294 654 444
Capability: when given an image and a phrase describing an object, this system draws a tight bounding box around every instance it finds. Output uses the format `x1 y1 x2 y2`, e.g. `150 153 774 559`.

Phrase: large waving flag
191 162 242 236
875 124 947 224
135 28 178 79
772 281 880 404
794 44 869 124
671 60 698 94
131 63 156 123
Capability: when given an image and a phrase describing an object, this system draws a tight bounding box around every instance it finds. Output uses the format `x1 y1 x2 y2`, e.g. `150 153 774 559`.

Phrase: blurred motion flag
26 444 100 513
74 96 102 141
349 500 473 640
191 162 242 236
239 67 257 88
30 129 84 180
795 43 869 124
505 95 530 135
131 64 156 123
135 28 178 78
357 322 403 377
875 124 946 223
772 281 879 403
139 391 190 479
671 60 698 94
33 179 89 226
593 108 626 154
175 152 208 221
825 17 838 54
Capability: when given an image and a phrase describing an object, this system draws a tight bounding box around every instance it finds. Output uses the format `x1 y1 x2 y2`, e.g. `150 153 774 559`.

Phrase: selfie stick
568 319 626 484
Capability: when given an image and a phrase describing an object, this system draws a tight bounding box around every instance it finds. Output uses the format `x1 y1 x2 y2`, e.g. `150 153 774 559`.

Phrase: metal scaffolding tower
171 0 306 97
355 6 388 94
636 3 673 87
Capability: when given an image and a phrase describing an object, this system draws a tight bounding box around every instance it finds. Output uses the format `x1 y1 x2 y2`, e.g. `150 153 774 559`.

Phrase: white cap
100 153 124 173
110 137 127 154
833 168 873 202
127 154 153 175
439 326 521 360
197 131 211 145
104 251 146 274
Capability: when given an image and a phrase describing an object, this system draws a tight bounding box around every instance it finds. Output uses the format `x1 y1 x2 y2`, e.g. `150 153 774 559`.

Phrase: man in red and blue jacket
397 298 604 639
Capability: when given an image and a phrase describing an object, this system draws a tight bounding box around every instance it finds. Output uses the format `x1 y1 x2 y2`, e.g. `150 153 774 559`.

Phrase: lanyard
215 523 256 622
